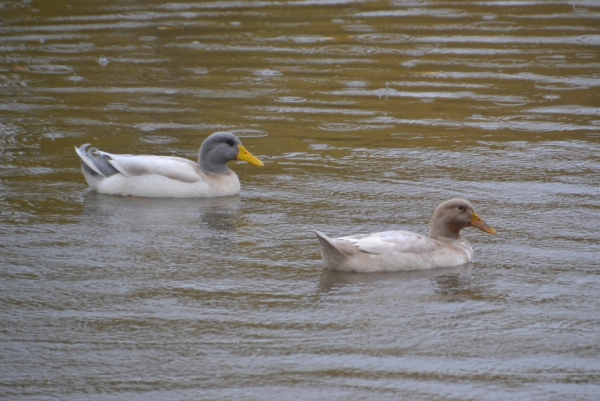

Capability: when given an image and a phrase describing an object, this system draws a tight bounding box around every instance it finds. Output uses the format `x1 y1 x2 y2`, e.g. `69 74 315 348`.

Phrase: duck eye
225 139 235 146
457 205 465 211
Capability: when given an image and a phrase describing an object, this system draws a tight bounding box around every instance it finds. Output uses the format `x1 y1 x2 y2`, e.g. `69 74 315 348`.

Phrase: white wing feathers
104 154 202 183
338 230 435 255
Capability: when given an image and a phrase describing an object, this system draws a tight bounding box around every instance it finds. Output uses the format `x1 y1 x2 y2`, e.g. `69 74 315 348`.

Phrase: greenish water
1 1 599 400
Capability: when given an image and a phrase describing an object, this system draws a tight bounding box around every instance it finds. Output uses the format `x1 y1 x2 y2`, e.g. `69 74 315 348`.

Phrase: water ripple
432 72 600 88
342 24 376 33
29 65 75 74
325 88 529 104
316 44 397 56
139 135 178 144
391 132 425 140
251 106 379 116
267 57 376 65
466 21 519 31
342 80 370 87
253 69 283 77
133 123 227 132
355 33 413 44
390 81 491 89
317 123 394 132
275 96 307 103
355 9 469 18
412 34 600 46
361 116 599 133
104 103 193 113
526 106 600 116
270 35 335 44
41 43 95 53
214 129 268 138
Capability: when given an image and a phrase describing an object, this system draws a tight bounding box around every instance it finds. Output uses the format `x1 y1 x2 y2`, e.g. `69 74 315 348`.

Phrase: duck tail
74 144 119 178
313 229 349 269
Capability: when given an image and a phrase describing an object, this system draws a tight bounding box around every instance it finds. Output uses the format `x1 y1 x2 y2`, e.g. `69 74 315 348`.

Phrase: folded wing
339 230 436 254
106 154 202 183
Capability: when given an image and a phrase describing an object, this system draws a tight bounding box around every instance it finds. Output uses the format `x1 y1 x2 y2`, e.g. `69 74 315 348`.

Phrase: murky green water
1 1 600 400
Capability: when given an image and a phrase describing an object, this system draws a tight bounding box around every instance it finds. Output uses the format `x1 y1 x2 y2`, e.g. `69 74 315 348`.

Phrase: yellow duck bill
469 212 497 235
237 145 264 166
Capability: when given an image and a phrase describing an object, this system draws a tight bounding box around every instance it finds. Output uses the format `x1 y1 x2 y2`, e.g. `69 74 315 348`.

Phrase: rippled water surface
1 0 600 400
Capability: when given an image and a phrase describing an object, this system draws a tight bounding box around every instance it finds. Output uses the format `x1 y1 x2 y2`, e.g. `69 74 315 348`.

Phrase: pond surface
1 0 600 400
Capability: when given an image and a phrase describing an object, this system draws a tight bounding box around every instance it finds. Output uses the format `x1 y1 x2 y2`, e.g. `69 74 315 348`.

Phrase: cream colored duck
314 198 496 272
75 132 263 198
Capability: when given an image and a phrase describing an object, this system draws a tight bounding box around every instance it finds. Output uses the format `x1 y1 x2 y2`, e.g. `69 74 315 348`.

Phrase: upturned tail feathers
74 144 119 178
313 229 349 269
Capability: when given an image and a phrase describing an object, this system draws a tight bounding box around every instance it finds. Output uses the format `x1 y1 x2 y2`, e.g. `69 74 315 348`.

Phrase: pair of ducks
75 132 497 273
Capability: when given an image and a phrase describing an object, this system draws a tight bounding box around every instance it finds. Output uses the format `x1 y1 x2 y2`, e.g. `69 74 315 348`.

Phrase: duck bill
236 145 264 166
469 212 497 234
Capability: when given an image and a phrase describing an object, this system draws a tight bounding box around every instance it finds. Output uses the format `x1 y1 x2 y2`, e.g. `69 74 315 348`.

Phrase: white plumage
314 198 496 272
75 132 263 198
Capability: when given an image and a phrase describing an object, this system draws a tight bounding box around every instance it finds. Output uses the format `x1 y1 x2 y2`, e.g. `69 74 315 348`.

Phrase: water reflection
318 264 469 293
82 192 241 233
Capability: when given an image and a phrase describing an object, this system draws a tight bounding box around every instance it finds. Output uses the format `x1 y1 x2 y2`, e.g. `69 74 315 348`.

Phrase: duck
74 131 263 198
314 198 496 272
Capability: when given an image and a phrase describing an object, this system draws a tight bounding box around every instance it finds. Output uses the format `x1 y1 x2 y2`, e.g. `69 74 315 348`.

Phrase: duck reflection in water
80 193 243 258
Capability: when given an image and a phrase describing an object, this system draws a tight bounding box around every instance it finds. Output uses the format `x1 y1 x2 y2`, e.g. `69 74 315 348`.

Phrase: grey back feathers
75 144 119 178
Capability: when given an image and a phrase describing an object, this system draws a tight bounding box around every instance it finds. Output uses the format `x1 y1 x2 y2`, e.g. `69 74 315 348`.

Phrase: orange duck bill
469 212 497 234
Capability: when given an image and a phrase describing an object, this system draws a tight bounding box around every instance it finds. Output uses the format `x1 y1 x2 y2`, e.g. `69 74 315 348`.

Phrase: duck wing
338 230 436 255
106 153 202 183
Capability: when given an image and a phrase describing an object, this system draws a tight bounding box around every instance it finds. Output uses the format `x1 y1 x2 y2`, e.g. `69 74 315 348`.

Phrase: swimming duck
314 198 496 272
75 131 263 198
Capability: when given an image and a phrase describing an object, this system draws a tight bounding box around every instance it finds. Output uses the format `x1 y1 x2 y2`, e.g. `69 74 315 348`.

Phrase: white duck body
75 132 263 198
314 198 496 273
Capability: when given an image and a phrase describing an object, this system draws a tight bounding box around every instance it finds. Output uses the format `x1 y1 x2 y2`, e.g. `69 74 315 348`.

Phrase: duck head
430 198 496 240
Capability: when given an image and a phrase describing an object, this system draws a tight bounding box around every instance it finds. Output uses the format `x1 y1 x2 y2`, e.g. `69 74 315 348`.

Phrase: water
1 0 600 400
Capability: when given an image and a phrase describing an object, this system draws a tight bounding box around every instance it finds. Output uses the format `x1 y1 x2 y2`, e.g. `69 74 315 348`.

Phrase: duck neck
429 216 462 241
199 149 232 175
